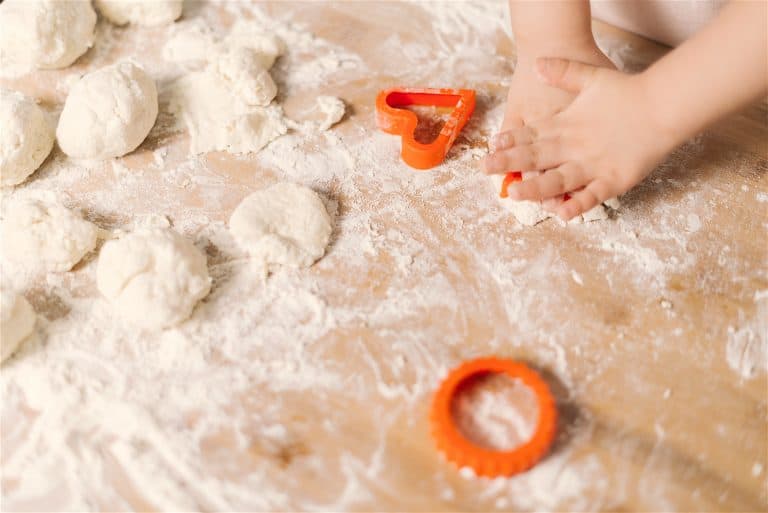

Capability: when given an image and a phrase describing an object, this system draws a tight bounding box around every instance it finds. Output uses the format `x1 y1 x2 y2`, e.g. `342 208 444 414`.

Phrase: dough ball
229 183 332 268
97 228 211 329
213 47 277 107
95 0 182 27
0 0 96 71
1 197 99 274
0 90 54 187
56 61 158 160
1 290 36 363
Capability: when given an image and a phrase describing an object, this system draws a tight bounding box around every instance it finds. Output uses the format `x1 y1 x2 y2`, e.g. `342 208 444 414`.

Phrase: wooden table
1 2 766 511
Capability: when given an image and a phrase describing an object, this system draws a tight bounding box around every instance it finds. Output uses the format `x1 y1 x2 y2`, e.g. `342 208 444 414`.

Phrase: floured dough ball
213 47 277 106
1 197 99 274
56 61 158 160
490 173 619 226
97 228 211 329
0 90 54 187
0 0 96 71
1 290 36 362
95 0 182 27
229 183 332 268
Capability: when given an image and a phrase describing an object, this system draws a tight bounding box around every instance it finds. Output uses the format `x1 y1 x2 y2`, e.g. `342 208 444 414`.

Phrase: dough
166 22 286 154
224 22 284 69
490 173 619 226
95 0 182 26
56 61 158 160
213 47 278 107
169 69 286 154
163 20 218 64
164 20 283 69
0 0 96 73
229 183 332 268
2 197 98 274
315 96 346 131
0 90 55 187
96 228 211 329
1 290 36 363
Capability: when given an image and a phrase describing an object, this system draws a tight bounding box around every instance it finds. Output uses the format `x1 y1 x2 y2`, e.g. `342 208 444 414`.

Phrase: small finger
489 126 537 152
483 140 564 175
506 163 588 201
542 196 566 211
556 179 613 220
491 118 560 151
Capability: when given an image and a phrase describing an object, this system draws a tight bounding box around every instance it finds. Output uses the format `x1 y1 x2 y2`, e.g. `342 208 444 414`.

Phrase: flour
451 373 539 450
726 299 768 379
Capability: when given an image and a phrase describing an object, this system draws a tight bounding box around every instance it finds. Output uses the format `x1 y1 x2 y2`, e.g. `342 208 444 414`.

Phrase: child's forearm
509 0 596 59
641 0 768 148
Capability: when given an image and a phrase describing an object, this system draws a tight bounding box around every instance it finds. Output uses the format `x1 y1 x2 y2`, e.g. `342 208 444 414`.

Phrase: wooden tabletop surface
1 2 766 511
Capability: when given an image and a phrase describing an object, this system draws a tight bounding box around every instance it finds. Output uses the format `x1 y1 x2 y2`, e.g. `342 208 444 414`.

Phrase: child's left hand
482 58 678 221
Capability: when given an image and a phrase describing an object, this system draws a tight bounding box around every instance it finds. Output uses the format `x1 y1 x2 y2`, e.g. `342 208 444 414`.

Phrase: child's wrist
514 36 602 64
635 69 696 152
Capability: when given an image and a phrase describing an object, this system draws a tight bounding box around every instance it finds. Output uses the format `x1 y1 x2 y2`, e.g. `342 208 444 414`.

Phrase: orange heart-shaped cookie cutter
376 87 476 170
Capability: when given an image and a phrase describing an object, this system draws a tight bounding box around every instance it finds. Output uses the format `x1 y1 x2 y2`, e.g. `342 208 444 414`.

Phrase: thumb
536 57 599 93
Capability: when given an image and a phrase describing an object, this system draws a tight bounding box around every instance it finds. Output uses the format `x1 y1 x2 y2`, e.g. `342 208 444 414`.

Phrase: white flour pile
1 1 765 511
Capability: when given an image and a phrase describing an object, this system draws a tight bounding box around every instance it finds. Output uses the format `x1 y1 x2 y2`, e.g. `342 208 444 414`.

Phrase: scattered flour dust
451 373 539 451
0 1 763 512
726 298 768 379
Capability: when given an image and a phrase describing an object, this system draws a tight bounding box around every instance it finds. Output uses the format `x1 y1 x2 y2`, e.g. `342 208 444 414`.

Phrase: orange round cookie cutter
375 87 476 170
430 357 557 478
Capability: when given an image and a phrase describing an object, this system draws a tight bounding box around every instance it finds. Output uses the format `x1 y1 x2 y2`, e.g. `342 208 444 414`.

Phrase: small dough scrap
229 183 332 269
95 0 182 26
97 227 211 329
0 0 96 73
213 47 277 106
2 198 98 274
489 173 549 226
0 90 54 187
56 61 158 160
581 203 609 222
315 96 346 131
1 290 36 362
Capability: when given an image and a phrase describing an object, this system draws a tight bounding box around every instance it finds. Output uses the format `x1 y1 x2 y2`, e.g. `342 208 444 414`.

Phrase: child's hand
483 58 676 221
